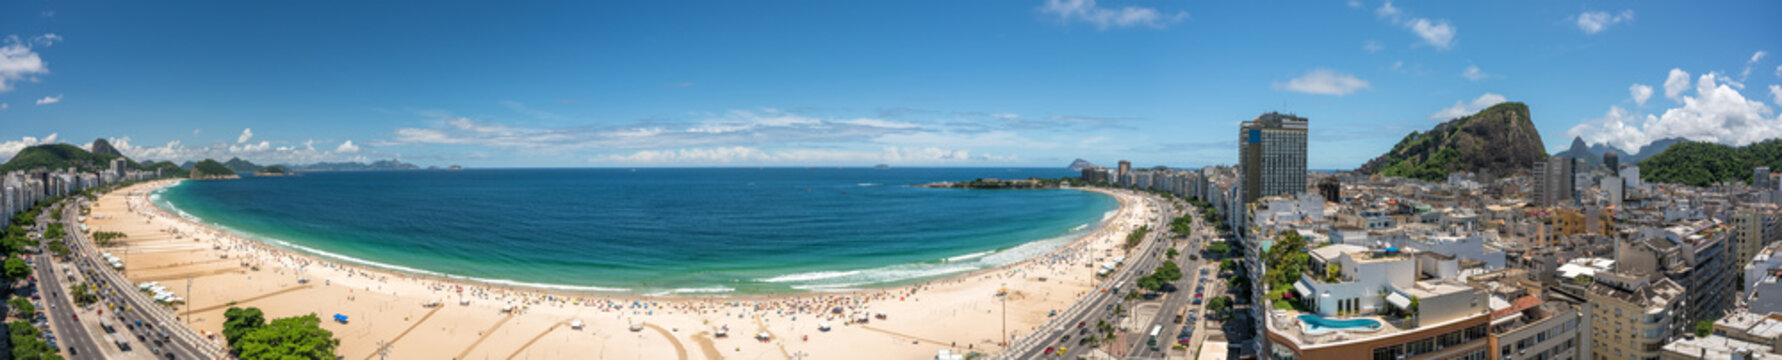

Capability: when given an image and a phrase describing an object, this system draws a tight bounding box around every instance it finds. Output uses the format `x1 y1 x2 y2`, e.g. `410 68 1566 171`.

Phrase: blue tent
333 314 348 323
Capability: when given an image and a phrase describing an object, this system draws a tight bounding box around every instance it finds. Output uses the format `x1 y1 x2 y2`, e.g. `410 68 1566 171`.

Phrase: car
66 347 76 355
1044 346 1054 354
1077 321 1086 329
71 314 77 320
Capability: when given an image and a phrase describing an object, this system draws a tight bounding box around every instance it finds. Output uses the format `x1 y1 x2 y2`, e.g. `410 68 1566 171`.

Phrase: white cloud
1375 2 1455 50
1741 51 1766 81
1663 68 1691 100
237 128 254 143
99 136 380 165
1039 0 1188 30
0 133 58 161
1363 40 1384 53
1630 84 1653 106
1429 93 1508 120
1775 64 1781 78
1375 1 1400 18
0 35 51 92
1274 69 1370 96
1346 0 1361 8
1576 10 1634 35
1461 65 1490 81
30 34 61 47
388 109 930 152
1770 85 1782 107
1 103 7 110
595 146 1003 165
34 94 60 105
1567 70 1782 153
335 140 360 153
1406 18 1455 49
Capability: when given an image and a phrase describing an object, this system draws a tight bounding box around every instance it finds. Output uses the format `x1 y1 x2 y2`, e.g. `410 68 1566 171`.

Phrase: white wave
857 183 881 187
1070 224 1088 232
1102 209 1118 221
944 250 995 262
760 270 863 283
662 286 735 295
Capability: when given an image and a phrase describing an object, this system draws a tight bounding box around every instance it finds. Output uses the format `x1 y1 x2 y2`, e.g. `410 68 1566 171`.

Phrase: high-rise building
1757 166 1772 190
1603 151 1619 171
1239 112 1307 204
1585 271 1684 360
1117 160 1131 181
1534 156 1575 207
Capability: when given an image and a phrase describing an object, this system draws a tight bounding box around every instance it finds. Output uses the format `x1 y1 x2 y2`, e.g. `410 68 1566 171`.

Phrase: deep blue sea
151 168 1116 295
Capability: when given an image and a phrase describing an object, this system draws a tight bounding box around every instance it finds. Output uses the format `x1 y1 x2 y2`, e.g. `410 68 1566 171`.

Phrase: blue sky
2 0 1780 169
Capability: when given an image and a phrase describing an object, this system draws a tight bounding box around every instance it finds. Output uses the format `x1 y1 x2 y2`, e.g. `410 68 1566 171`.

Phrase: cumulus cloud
1429 93 1508 120
1576 10 1634 35
1 103 7 110
1363 40 1384 53
1770 85 1782 107
34 94 60 105
1461 65 1490 81
0 133 59 161
93 136 380 165
1039 0 1187 30
1347 0 1361 8
0 35 52 92
595 146 1005 165
1567 70 1782 153
1663 68 1691 100
1630 84 1653 106
237 128 254 143
335 140 360 153
1375 2 1455 49
1274 69 1370 96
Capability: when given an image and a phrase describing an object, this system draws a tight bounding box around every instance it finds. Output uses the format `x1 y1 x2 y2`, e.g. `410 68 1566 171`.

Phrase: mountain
1637 139 1782 186
140 161 187 178
291 159 421 171
89 138 123 157
221 157 263 173
179 161 196 170
1356 102 1548 181
189 159 239 179
0 143 139 173
1549 136 1685 170
1067 159 1099 171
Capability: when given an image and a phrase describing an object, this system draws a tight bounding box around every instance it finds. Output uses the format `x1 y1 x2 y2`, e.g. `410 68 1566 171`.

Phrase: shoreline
144 179 1124 298
93 179 1155 359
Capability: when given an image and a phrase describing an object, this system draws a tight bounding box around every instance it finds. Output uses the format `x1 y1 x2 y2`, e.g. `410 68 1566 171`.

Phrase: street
38 197 226 359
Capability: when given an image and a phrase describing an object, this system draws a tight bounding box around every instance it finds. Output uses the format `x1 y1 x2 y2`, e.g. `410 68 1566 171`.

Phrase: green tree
1166 248 1179 259
2 257 29 281
237 314 338 360
1207 296 1231 316
8 297 34 317
1219 259 1236 273
224 307 268 350
69 282 97 306
1695 320 1715 337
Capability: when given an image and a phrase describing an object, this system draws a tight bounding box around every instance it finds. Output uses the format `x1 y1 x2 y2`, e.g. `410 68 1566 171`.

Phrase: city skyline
3 1 1781 169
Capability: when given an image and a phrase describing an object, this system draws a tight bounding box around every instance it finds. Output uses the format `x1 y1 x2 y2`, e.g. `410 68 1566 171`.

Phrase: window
1373 344 1402 360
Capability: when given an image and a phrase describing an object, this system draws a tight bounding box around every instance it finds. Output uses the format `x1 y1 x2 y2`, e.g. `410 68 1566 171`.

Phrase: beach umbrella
332 314 348 323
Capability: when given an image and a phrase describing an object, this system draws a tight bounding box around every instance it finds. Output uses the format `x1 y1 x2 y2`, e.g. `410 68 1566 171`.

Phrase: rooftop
1661 335 1782 360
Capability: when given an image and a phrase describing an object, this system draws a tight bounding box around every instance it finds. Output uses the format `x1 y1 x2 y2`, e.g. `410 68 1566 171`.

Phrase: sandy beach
82 179 1156 359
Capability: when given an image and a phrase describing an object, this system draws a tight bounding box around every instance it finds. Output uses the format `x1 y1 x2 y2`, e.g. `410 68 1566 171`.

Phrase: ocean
150 168 1116 295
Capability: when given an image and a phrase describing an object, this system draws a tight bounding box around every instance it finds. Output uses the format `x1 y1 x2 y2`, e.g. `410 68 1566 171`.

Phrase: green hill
190 159 237 178
0 143 140 173
1638 139 1782 186
140 161 188 178
1356 102 1549 181
222 157 263 173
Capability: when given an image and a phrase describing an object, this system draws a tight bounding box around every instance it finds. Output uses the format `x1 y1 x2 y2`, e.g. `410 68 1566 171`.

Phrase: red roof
1490 295 1542 319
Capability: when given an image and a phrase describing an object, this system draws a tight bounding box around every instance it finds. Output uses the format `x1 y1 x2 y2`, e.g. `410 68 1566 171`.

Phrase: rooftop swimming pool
1297 314 1383 334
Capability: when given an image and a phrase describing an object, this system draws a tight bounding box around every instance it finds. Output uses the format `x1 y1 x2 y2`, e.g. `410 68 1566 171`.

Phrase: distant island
189 159 240 180
872 164 890 169
255 165 292 176
915 178 1076 189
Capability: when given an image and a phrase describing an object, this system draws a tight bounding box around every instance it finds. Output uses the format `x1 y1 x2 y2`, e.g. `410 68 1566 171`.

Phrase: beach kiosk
756 332 772 342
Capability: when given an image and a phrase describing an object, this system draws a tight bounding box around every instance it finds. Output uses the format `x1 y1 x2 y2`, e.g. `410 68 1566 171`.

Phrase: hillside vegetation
1638 139 1782 186
1357 102 1549 181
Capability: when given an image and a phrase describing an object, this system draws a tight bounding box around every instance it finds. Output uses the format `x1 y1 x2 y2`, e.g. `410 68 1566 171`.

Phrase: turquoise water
151 168 1116 295
1297 314 1384 333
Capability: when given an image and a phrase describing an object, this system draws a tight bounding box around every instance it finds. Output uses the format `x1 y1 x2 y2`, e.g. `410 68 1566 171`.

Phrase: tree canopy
1639 139 1782 186
225 308 338 360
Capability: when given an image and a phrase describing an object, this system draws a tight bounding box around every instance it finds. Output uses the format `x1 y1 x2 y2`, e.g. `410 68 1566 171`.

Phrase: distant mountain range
1550 136 1686 169
176 159 422 172
1357 102 1548 181
1637 139 1782 186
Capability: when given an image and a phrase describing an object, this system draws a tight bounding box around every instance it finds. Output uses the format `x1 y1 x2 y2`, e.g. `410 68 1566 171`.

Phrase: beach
85 179 1156 359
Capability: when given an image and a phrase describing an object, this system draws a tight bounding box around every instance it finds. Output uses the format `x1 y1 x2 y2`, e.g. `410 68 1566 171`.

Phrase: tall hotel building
1240 112 1309 204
